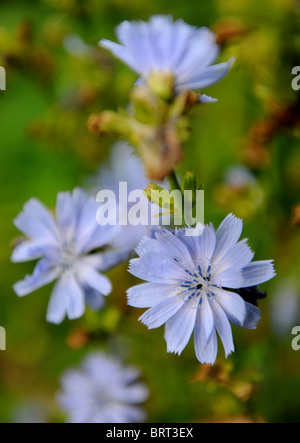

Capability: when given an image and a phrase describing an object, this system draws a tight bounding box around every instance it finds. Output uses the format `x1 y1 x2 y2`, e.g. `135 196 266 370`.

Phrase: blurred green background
1 0 300 423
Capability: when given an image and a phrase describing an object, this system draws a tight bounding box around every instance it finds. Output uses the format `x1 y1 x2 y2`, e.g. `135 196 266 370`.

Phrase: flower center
60 239 77 271
178 262 217 302
93 387 111 409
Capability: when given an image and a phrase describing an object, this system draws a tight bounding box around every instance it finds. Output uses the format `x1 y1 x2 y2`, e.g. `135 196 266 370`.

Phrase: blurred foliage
0 0 300 423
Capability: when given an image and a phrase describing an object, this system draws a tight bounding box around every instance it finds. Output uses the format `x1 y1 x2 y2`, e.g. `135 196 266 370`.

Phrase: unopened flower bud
87 111 130 137
147 71 174 101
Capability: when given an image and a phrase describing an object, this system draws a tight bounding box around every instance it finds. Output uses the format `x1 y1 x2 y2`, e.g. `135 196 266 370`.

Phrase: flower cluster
10 14 276 423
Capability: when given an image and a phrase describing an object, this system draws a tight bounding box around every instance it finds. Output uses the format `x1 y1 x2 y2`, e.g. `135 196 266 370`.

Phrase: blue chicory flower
127 214 276 364
57 351 149 423
100 15 233 97
11 188 124 324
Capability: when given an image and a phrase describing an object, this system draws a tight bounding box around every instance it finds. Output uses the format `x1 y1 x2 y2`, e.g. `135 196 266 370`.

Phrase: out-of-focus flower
100 15 233 97
270 279 300 336
94 142 167 253
224 166 256 188
63 34 93 58
127 214 275 364
11 188 123 324
57 351 149 423
91 16 233 181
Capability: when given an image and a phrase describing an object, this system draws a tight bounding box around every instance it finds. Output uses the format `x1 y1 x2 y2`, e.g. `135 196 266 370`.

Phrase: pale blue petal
213 287 246 326
213 238 254 274
198 94 218 103
74 196 99 253
175 29 219 84
13 259 60 297
199 295 215 344
194 223 216 266
106 403 146 423
178 59 233 91
46 272 86 323
14 198 60 243
117 20 154 73
127 282 178 308
211 300 234 357
112 383 149 404
211 214 243 267
155 229 195 270
64 273 86 321
58 370 91 399
71 187 122 255
100 39 141 74
240 302 261 329
135 235 165 257
81 224 120 254
241 260 276 287
11 239 59 263
55 191 75 240
81 250 130 272
72 187 88 219
110 225 148 252
174 225 204 262
147 15 179 70
163 18 197 70
84 287 105 311
129 251 188 284
212 267 244 289
194 305 218 364
46 278 68 324
147 15 180 69
164 297 198 355
77 263 112 296
121 405 146 423
84 354 118 382
121 367 142 384
139 295 185 329
174 224 215 267
68 409 95 424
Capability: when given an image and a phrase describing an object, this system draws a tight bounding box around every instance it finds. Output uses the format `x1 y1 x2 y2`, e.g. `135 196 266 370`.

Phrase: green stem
167 169 186 228
167 169 181 192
